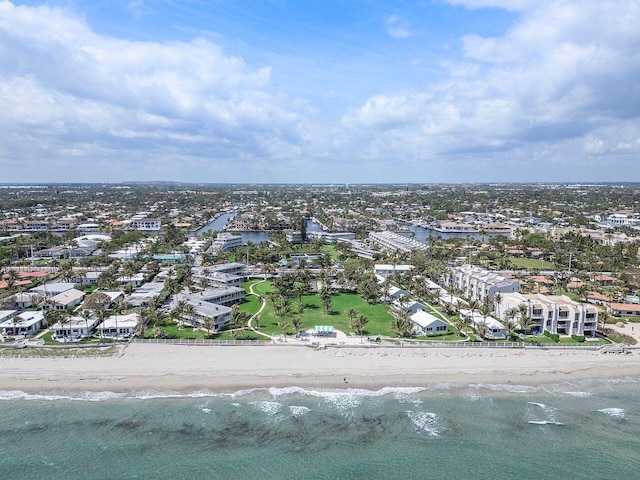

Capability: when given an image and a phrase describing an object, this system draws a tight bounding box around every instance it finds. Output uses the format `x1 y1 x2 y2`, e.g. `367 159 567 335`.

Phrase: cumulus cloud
0 0 302 181
342 0 640 178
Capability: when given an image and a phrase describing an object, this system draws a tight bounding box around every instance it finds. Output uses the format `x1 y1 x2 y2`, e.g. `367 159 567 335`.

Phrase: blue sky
1 0 639 183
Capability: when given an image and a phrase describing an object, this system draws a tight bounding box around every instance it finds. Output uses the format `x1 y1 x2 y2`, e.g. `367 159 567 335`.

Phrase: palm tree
277 321 290 341
347 308 358 327
81 309 92 340
348 314 369 343
392 308 412 338
291 318 305 337
183 303 196 328
293 282 309 313
318 287 333 316
493 292 503 318
598 310 609 335
5 269 19 290
203 316 215 337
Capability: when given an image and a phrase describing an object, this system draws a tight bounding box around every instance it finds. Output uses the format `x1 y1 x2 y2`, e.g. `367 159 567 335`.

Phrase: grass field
239 280 262 316
252 281 396 337
508 257 556 270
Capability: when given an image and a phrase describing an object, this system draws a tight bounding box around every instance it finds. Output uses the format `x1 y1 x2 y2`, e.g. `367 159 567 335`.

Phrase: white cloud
384 15 417 39
0 0 302 180
341 0 640 179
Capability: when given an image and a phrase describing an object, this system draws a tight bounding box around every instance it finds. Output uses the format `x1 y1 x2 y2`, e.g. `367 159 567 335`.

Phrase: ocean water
1 380 639 479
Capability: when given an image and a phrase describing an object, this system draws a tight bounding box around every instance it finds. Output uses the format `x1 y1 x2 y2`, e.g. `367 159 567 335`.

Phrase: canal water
194 213 323 245
195 214 503 245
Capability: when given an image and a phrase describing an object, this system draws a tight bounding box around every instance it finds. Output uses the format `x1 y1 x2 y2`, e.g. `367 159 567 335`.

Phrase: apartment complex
368 231 428 253
448 265 520 303
499 292 598 337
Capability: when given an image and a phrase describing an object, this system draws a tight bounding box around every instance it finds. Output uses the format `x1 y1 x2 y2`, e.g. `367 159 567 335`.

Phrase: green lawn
508 257 556 270
405 326 465 342
239 281 262 316
322 245 340 262
146 323 207 339
254 282 396 337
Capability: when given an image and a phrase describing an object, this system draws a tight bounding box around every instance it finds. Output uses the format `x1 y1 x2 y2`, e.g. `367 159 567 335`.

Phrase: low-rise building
97 313 140 338
0 311 46 336
51 315 101 342
129 218 162 231
369 231 428 253
608 303 640 317
374 264 414 278
127 283 165 308
47 289 85 311
410 311 450 336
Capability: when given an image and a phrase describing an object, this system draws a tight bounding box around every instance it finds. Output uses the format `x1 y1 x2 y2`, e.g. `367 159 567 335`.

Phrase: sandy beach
1 344 639 394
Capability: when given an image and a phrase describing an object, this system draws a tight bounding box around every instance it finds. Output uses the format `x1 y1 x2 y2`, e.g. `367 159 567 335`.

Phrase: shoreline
1 344 639 395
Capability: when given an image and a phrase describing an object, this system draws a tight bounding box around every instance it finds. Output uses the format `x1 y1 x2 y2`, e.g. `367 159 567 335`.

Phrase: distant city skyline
1 0 639 183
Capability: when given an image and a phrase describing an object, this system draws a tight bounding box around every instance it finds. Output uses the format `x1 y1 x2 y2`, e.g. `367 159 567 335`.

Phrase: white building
129 218 162 231
97 313 140 338
0 311 46 336
51 315 101 342
211 233 243 252
498 292 598 337
180 300 232 331
460 310 507 340
126 282 165 308
30 282 76 297
369 231 428 253
374 264 414 278
448 265 520 304
410 311 450 336
47 289 85 311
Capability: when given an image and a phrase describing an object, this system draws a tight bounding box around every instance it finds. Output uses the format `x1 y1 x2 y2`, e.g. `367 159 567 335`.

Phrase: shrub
543 331 560 342
571 334 585 343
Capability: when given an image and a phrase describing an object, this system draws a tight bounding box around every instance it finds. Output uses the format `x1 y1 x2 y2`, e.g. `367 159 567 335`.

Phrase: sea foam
598 408 625 419
406 411 443 436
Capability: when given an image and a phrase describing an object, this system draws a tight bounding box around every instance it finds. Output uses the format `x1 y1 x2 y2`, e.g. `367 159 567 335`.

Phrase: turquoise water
1 380 639 479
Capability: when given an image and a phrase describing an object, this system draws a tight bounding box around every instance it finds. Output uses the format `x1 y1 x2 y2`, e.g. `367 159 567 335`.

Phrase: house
97 313 140 338
51 315 101 342
386 285 408 301
374 264 414 278
47 289 85 311
0 310 18 326
460 310 507 340
14 292 34 309
410 311 450 336
117 273 145 288
83 291 124 310
393 300 427 315
608 303 640 317
72 271 102 285
127 282 164 307
30 282 76 297
0 311 46 336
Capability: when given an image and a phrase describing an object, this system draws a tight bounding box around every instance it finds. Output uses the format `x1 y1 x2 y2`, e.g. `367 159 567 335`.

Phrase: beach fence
129 338 618 351
132 338 277 346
